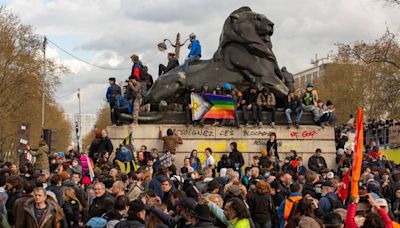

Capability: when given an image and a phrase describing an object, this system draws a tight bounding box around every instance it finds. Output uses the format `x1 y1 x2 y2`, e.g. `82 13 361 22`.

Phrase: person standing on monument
106 77 121 125
182 33 201 72
159 52 179 76
129 76 142 125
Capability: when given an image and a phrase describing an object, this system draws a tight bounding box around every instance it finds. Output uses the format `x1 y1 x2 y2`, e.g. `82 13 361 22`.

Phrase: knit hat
369 151 379 160
82 176 91 185
261 148 267 156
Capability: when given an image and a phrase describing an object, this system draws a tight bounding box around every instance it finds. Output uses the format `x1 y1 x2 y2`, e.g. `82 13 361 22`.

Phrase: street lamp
156 33 190 59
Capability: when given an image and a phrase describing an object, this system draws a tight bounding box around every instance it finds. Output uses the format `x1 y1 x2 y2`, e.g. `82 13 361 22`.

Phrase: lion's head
215 6 276 60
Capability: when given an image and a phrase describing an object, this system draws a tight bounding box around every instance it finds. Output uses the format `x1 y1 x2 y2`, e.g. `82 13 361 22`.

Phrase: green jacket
31 145 50 171
208 202 252 228
230 218 251 228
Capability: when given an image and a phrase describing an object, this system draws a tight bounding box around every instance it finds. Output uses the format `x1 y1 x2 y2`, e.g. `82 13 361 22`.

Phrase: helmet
224 83 231 90
307 82 314 88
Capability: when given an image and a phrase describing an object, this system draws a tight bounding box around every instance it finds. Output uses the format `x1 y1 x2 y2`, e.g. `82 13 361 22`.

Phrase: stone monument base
107 124 336 171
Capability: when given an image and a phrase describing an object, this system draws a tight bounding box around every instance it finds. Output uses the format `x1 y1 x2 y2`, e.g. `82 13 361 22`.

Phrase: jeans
254 220 272 228
182 55 200 72
285 107 303 124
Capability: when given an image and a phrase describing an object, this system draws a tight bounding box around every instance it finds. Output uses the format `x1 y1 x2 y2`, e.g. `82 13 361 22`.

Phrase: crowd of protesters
0 121 399 228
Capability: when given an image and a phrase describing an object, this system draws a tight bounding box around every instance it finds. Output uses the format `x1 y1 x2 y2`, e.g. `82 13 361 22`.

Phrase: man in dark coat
13 180 35 228
308 148 328 174
159 52 179 76
240 85 261 126
106 77 122 125
88 182 115 220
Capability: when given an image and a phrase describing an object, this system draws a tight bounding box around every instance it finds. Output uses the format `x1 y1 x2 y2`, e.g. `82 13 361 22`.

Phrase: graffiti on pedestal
290 130 318 139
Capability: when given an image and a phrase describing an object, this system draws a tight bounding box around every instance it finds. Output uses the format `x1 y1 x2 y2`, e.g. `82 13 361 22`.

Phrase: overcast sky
1 0 400 115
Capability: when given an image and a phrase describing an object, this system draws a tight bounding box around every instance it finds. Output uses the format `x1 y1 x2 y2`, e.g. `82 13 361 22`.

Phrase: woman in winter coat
247 180 274 228
266 132 279 160
62 187 82 228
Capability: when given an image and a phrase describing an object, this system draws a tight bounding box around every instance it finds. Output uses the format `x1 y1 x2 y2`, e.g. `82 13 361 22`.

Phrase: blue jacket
318 192 340 216
188 40 201 57
106 84 121 103
115 95 132 113
278 192 302 228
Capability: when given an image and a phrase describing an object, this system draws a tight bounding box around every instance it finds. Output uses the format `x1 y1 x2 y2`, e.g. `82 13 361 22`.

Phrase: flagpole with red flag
350 107 364 198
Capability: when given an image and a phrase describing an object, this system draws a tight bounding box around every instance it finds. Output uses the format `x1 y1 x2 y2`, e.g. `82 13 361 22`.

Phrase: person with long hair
266 132 279 160
189 150 202 171
228 142 244 175
286 197 322 228
62 187 82 228
247 180 274 228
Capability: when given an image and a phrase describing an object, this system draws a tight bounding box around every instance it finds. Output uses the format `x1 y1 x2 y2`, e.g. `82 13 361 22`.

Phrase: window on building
306 74 312 83
313 72 318 79
295 78 300 88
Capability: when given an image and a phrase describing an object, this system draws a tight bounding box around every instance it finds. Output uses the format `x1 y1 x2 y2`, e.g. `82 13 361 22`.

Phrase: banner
351 107 364 197
338 169 350 202
203 93 235 119
191 93 211 120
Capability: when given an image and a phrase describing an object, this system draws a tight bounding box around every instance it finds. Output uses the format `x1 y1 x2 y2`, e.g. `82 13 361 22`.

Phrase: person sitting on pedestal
159 53 179 76
240 85 261 126
256 87 276 127
113 94 133 126
285 91 303 129
182 33 201 73
301 82 319 112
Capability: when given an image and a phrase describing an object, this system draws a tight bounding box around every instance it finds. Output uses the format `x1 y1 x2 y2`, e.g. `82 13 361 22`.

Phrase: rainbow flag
203 94 235 119
191 93 211 120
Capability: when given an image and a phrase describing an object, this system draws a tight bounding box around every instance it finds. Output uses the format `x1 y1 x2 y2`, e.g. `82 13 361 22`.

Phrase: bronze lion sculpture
141 6 289 121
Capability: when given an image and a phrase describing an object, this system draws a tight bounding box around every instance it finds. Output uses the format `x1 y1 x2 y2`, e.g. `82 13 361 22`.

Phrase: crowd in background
0 121 399 228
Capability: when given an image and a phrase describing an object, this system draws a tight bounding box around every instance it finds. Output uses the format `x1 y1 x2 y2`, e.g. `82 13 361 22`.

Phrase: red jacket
345 203 393 228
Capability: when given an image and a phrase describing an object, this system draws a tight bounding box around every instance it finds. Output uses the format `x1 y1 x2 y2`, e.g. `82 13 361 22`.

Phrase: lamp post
157 33 190 59
41 36 47 130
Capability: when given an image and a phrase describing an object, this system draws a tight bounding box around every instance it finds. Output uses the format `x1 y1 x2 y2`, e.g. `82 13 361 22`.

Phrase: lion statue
141 6 289 121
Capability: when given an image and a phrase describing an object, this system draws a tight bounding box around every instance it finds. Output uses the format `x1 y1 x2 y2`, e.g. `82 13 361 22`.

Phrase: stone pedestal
107 124 336 170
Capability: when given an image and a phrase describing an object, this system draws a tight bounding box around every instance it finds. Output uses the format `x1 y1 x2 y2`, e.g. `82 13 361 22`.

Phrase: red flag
338 169 350 202
351 107 364 197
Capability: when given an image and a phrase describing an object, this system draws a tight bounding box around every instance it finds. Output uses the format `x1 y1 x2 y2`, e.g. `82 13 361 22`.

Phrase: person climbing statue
182 33 201 73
